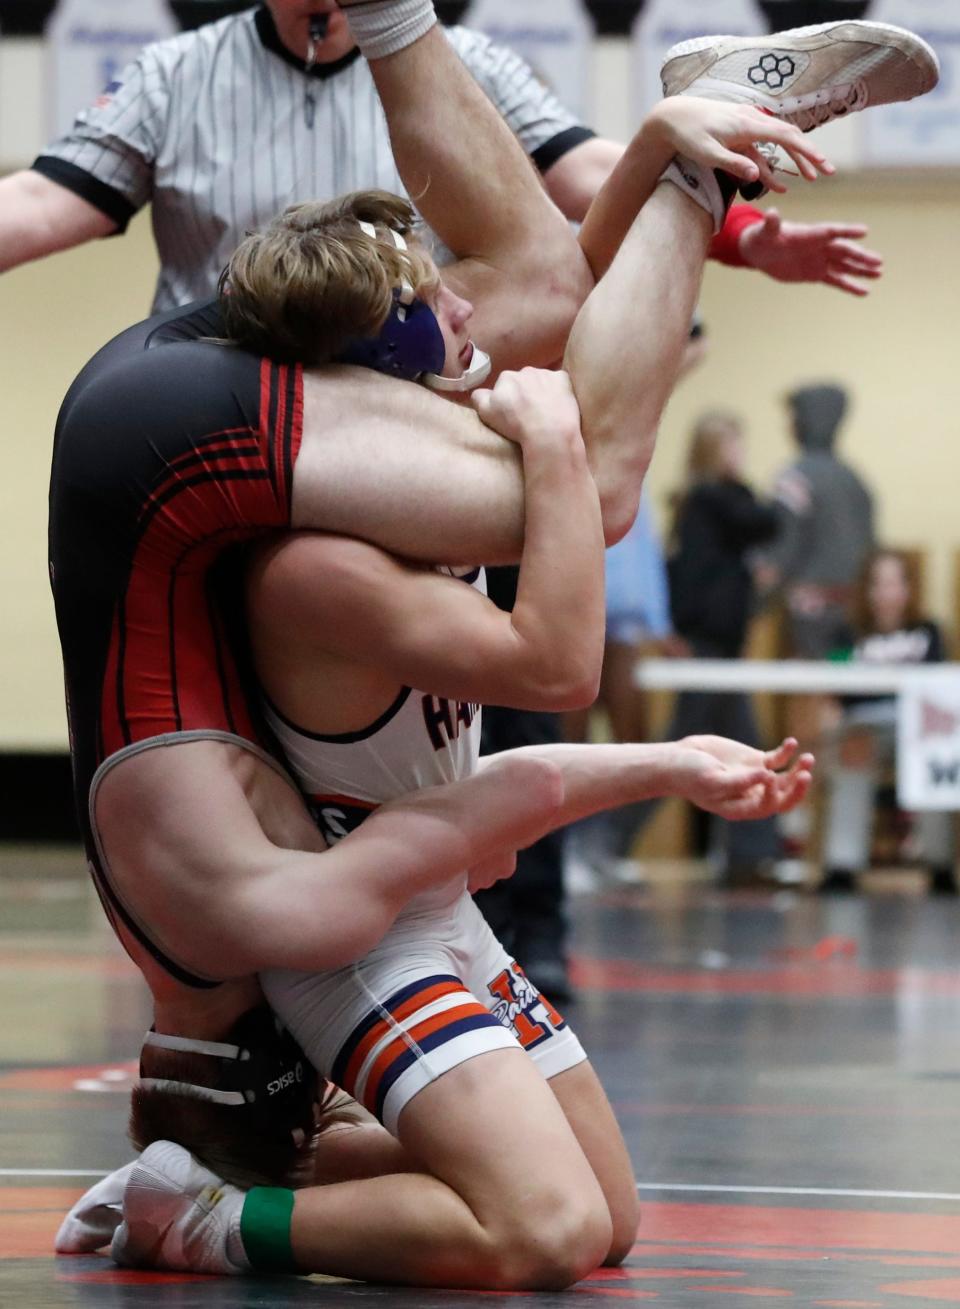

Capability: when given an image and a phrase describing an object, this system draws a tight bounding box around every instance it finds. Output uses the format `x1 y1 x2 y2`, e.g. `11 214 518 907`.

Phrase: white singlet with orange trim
262 566 484 869
258 562 587 1132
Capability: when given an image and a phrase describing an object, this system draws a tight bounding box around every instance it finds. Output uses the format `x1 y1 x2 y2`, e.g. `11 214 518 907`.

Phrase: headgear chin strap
423 342 492 392
336 222 490 393
139 1006 319 1147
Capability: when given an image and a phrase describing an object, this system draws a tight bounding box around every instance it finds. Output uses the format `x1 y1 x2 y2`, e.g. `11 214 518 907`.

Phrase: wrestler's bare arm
93 741 563 978
476 737 814 830
264 369 604 718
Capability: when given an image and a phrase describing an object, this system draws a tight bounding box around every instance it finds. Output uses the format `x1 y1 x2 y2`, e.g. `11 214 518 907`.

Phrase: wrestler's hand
668 735 814 821
739 210 884 296
467 851 518 893
471 367 582 450
648 98 834 193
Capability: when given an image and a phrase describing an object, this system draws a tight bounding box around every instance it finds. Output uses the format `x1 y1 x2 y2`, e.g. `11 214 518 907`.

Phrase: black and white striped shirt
33 5 593 311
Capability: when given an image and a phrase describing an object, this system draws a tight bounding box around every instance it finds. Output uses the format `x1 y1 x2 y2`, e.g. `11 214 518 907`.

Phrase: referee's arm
0 169 118 272
1 52 158 274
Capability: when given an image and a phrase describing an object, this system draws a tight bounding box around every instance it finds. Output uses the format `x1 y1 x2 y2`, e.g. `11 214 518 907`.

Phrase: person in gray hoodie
760 384 875 658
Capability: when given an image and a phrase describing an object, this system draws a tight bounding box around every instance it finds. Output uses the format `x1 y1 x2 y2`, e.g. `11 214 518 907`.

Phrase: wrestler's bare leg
567 183 712 538
303 1064 638 1268
357 23 591 370
281 1049 611 1289
116 1049 609 1289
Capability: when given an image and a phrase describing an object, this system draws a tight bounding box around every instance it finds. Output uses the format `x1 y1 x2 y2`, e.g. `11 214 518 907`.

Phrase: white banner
897 669 960 810
46 0 176 138
464 0 592 118
862 0 960 165
632 0 763 120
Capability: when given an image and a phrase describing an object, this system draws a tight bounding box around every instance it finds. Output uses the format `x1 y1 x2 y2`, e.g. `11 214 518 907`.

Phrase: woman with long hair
821 548 954 894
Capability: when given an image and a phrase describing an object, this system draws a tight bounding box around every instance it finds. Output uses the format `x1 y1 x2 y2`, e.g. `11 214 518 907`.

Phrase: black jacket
668 480 778 656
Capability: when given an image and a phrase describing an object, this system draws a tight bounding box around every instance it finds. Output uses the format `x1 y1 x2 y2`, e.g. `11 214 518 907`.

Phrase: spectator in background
573 411 781 885
821 549 955 895
755 384 875 871
758 384 875 658
665 411 782 880
561 487 680 889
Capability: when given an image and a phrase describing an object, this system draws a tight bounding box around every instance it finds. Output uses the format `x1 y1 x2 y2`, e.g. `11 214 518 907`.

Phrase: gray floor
3 847 960 1306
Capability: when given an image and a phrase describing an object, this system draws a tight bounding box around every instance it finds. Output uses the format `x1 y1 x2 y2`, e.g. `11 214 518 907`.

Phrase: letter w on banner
46 0 176 138
897 668 960 810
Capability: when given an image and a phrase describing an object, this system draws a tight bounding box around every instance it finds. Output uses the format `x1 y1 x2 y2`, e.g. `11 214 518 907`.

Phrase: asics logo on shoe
267 1063 303 1096
748 53 798 91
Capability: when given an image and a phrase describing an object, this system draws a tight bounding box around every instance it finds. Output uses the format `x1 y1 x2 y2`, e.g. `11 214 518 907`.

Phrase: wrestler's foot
110 1141 248 1274
662 22 939 132
55 1161 137 1253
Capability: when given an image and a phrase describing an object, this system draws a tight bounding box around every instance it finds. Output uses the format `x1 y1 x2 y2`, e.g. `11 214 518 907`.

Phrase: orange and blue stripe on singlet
331 974 504 1121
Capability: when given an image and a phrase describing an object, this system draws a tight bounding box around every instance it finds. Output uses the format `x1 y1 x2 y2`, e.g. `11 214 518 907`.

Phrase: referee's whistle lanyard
303 14 330 128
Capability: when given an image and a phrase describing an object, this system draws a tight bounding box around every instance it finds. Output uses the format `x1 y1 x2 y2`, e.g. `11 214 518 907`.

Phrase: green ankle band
240 1187 296 1272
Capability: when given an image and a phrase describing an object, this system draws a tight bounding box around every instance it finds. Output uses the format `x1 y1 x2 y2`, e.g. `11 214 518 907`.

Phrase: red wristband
709 203 763 267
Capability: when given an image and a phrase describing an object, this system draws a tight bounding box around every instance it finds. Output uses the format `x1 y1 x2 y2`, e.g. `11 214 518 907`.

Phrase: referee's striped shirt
33 5 594 312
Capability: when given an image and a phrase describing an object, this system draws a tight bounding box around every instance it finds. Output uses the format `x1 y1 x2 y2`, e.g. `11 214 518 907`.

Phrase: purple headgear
336 222 490 392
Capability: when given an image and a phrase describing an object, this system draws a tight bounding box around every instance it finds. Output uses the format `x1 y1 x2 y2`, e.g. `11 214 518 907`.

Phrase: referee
2 2 605 307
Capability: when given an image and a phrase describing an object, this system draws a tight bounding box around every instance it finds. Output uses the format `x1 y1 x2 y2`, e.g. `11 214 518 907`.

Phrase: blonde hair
685 410 742 484
668 410 743 540
220 190 441 366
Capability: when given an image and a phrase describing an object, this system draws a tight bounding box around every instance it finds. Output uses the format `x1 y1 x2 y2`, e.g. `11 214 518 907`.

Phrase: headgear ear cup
140 1006 319 1146
338 224 491 392
337 291 447 380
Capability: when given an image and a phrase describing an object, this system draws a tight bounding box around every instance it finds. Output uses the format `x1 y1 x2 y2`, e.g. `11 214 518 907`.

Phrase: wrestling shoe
661 22 939 132
110 1140 248 1274
55 1161 137 1253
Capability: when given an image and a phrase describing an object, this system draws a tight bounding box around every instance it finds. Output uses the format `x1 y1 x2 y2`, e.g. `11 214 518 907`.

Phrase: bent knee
493 1197 612 1291
603 1191 640 1267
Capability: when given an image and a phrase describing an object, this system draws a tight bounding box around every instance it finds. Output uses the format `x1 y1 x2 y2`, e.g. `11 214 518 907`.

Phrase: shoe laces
755 138 793 187
790 81 868 132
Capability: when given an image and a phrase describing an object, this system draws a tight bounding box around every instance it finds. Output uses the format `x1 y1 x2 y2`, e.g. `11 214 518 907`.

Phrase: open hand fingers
750 115 834 182
825 271 871 296
765 738 799 770
821 222 869 240
744 144 788 193
705 142 761 183
713 765 771 798
829 237 883 269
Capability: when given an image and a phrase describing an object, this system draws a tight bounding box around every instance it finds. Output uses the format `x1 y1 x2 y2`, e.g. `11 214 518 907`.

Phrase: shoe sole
663 21 940 102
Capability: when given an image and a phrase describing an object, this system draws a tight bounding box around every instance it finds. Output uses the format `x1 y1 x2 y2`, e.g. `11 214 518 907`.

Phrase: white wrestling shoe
110 1140 248 1275
55 1161 137 1253
661 22 939 132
